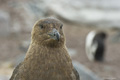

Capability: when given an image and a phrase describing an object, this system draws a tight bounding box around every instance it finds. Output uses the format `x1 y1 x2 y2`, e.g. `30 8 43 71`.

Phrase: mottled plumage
10 17 79 80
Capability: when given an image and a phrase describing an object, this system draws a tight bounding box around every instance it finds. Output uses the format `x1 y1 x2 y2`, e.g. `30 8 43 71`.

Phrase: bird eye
40 25 44 29
60 24 63 29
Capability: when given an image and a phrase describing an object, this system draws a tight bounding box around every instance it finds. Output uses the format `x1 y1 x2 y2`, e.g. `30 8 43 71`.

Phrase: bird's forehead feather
35 18 63 28
42 19 61 24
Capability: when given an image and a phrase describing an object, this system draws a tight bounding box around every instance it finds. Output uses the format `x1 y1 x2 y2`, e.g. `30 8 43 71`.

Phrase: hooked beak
48 28 60 41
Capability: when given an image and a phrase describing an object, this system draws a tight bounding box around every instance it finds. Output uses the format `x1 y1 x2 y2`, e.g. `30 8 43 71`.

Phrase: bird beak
48 28 60 41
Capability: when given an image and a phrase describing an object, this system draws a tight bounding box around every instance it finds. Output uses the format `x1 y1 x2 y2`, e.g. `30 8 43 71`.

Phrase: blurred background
0 0 120 80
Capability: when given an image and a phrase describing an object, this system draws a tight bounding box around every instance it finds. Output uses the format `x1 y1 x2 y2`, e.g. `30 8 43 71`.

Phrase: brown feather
10 17 80 80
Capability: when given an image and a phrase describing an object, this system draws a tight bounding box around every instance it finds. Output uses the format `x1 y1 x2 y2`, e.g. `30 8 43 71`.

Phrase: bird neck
25 42 71 62
23 42 75 80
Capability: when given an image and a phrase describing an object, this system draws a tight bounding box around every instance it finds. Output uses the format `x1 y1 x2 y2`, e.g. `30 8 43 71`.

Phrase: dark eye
40 25 44 29
60 24 63 29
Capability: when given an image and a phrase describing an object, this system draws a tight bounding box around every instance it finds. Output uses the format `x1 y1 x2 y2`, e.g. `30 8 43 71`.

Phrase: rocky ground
0 24 120 80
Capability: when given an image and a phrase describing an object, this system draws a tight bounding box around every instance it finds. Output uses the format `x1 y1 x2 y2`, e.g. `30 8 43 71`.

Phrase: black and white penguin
85 30 107 61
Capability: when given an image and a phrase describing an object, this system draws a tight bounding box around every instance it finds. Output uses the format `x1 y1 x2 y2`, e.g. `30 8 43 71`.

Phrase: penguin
85 30 107 62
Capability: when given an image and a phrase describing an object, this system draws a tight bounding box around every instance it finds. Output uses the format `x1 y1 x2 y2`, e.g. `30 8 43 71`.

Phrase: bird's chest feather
21 47 75 80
